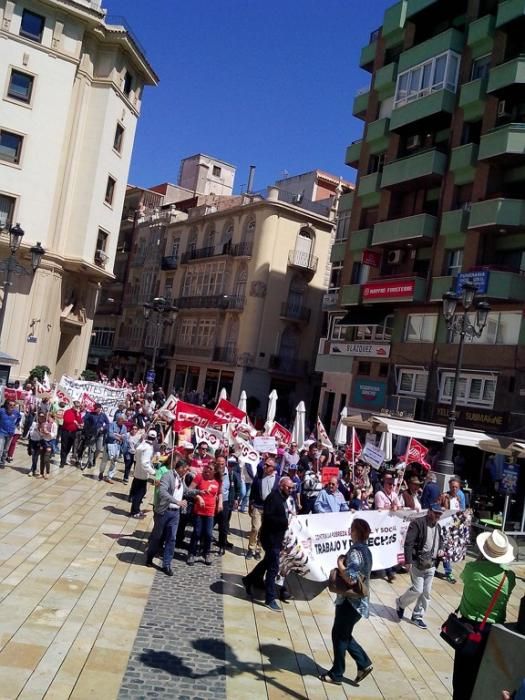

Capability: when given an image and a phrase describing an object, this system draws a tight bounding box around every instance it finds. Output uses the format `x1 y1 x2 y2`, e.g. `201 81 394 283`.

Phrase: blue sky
104 0 392 192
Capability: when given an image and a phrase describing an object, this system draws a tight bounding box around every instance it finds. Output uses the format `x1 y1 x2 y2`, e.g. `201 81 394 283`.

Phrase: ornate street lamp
437 280 491 475
142 296 178 385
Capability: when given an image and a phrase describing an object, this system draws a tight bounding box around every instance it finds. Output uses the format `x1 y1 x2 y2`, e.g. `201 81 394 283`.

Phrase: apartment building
107 163 352 420
0 0 157 381
316 0 525 437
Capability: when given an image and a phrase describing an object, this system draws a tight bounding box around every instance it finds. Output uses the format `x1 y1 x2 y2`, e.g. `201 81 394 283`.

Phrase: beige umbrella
478 439 525 458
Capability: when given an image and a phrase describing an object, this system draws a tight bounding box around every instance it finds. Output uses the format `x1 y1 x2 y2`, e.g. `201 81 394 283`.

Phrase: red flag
212 399 246 427
82 392 96 412
405 438 430 468
174 400 216 431
345 428 362 462
270 422 292 446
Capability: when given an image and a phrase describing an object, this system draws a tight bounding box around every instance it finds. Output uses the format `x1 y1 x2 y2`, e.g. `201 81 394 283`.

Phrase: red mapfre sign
361 249 381 268
362 279 415 300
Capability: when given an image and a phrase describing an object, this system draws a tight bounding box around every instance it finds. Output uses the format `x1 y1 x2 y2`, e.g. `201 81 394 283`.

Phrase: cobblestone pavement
118 550 226 700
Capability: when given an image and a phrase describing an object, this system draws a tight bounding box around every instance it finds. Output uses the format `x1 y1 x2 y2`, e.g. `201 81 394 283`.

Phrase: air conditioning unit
406 134 421 149
292 193 303 204
387 249 403 264
95 249 109 264
497 99 509 117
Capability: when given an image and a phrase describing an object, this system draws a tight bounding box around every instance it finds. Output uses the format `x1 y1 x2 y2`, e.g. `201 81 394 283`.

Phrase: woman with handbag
319 518 373 687
451 529 517 700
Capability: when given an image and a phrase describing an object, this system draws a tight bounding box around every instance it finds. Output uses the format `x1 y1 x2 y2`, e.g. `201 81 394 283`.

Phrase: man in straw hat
452 529 517 700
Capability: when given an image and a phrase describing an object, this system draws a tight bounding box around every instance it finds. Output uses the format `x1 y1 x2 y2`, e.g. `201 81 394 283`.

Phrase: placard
321 467 340 485
253 436 277 453
361 442 385 470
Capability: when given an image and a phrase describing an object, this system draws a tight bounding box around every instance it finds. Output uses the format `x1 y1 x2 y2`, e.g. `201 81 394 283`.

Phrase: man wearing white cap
452 529 517 700
130 430 157 518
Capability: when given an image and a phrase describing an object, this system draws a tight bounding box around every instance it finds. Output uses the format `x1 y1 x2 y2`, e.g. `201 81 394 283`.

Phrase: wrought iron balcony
161 255 178 270
175 294 245 310
280 302 311 322
231 241 253 257
269 355 309 376
213 346 237 364
287 249 318 273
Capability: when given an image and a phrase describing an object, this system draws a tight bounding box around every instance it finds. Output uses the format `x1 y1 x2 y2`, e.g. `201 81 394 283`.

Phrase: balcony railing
161 255 178 270
175 294 245 310
269 355 309 376
213 346 237 364
231 241 253 257
288 249 318 273
280 302 311 322
173 344 213 358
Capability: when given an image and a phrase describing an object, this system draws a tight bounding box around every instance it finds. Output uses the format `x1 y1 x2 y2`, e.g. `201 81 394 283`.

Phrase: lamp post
143 296 178 387
0 224 45 342
437 281 491 475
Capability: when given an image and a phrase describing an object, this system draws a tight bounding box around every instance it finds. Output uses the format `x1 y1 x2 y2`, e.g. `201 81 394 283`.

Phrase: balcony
449 143 479 185
269 355 309 377
288 249 318 273
359 39 377 72
467 14 495 53
430 276 454 301
330 241 345 263
374 64 397 100
340 284 361 306
439 208 470 236
181 246 224 264
382 1 407 47
484 269 525 301
161 255 178 271
174 345 213 359
478 123 525 166
357 171 381 208
366 118 390 155
496 0 525 28
459 78 487 122
406 0 439 17
487 56 525 96
381 148 447 190
390 89 457 131
322 291 339 309
231 241 253 257
468 198 525 231
372 213 437 247
213 346 237 364
397 29 464 73
345 140 362 168
176 294 246 310
349 227 373 252
361 276 427 303
352 88 370 120
280 302 311 323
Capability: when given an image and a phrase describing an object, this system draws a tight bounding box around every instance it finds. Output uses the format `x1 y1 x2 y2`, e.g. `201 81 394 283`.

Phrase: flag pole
351 427 356 484
396 437 412 493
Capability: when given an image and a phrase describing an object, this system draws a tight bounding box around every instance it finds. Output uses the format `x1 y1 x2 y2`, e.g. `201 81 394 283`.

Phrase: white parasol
291 400 306 449
334 406 348 446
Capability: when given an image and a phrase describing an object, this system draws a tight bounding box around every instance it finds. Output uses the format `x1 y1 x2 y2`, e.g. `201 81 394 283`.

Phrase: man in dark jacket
242 476 294 611
396 503 444 629
246 458 279 560
79 403 109 469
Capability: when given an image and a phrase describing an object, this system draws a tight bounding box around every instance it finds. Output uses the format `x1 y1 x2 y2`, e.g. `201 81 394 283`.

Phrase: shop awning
478 439 525 458
0 352 19 366
342 414 493 448
337 305 390 325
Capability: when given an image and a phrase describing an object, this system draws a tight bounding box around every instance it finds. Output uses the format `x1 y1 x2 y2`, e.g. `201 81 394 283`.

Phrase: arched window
287 273 306 313
187 228 197 256
295 227 313 264
242 218 256 243
233 264 248 300
222 221 234 254
225 317 239 361
205 227 215 253
280 325 299 361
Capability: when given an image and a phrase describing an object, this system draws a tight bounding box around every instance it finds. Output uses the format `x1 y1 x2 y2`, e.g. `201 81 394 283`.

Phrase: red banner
213 399 246 427
270 422 292 446
4 388 25 402
361 249 381 268
345 428 362 462
321 466 340 485
362 279 415 301
174 401 216 431
405 438 430 469
82 392 96 412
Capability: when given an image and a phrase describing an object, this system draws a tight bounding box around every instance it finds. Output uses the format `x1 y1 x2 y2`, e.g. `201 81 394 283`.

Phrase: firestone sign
362 279 415 301
330 342 391 358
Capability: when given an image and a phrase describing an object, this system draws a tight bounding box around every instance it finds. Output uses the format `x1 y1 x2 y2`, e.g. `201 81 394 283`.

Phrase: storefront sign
362 279 415 301
330 342 390 358
501 463 519 495
362 249 381 268
435 404 508 432
351 379 387 410
455 271 489 296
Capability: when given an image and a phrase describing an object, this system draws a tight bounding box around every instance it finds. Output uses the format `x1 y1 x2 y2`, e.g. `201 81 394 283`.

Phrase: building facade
0 0 157 381
316 0 525 437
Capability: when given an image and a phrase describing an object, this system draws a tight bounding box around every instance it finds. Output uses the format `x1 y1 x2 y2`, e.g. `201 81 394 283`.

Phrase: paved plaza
0 451 524 700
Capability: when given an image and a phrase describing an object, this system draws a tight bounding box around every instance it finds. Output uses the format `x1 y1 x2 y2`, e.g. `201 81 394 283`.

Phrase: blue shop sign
454 271 489 296
351 379 387 409
501 463 519 495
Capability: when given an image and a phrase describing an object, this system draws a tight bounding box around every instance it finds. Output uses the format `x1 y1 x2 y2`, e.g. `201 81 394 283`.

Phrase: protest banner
174 401 215 431
194 425 228 451
361 442 385 470
160 394 178 413
253 436 277 454
235 437 260 467
316 416 334 450
321 467 340 485
57 376 129 417
213 399 246 427
82 392 96 412
270 422 292 446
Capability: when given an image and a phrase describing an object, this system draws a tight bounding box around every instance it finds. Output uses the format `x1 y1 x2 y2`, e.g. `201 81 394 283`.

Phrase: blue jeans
189 514 214 555
147 509 180 569
0 434 13 464
330 599 371 681
240 482 251 512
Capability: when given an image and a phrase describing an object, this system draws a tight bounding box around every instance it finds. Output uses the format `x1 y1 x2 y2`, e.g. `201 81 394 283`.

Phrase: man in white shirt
130 430 157 519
